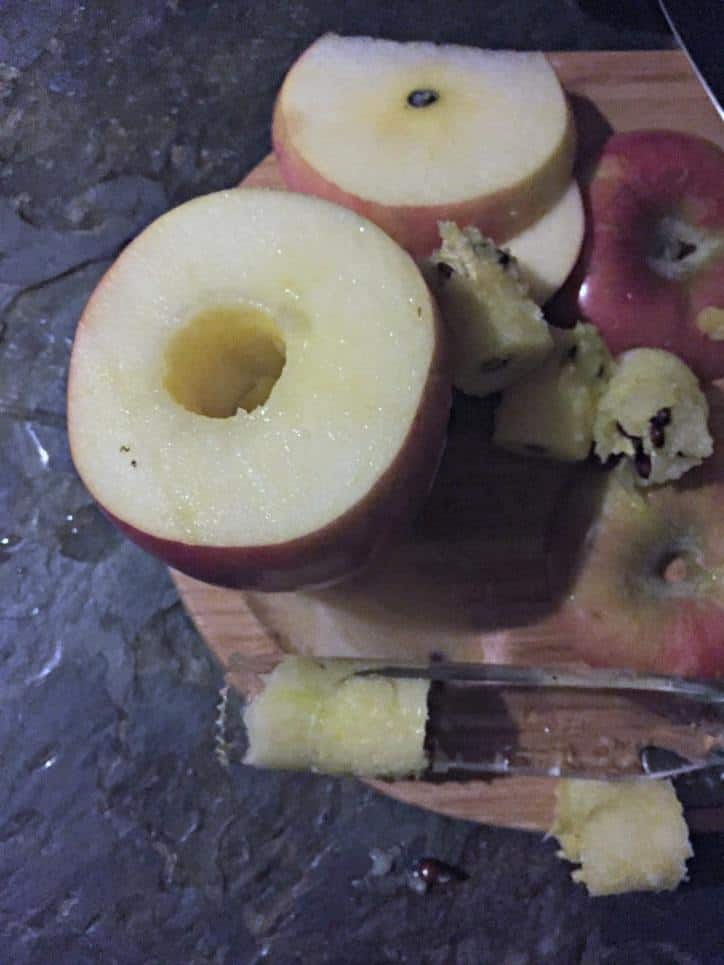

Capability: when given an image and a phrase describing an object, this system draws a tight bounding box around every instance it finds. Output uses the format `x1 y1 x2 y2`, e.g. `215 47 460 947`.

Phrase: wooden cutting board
172 51 724 833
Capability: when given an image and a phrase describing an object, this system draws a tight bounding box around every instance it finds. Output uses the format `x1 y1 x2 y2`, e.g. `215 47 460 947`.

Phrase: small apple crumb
551 778 692 896
696 306 724 342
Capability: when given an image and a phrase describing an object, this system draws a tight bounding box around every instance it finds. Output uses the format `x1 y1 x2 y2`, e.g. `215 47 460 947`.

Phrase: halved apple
68 189 450 591
273 34 576 257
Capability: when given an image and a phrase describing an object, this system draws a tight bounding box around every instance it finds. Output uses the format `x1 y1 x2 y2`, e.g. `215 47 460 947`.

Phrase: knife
355 661 724 781
658 0 724 120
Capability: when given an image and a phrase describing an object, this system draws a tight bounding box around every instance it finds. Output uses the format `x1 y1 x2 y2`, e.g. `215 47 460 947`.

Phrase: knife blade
658 0 724 121
354 661 724 781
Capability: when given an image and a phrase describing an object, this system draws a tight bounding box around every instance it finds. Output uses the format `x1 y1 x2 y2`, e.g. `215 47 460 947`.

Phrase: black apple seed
437 261 454 280
407 89 439 108
651 407 672 428
650 423 666 448
634 450 652 479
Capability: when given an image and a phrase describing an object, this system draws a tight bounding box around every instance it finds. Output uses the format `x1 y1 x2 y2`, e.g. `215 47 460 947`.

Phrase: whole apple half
273 34 576 258
68 189 450 591
554 386 724 678
578 130 724 383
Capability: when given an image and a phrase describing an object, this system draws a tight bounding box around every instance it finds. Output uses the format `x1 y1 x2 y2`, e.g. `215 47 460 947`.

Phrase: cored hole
659 552 689 585
164 305 286 418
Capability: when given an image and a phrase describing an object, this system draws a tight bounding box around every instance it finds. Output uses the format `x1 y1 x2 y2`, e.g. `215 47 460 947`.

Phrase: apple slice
578 130 724 383
505 181 584 305
273 34 576 257
68 189 450 591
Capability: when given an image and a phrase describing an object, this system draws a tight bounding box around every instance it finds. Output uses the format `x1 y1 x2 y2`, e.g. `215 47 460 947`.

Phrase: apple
68 189 450 591
556 386 724 678
272 34 576 258
577 130 724 383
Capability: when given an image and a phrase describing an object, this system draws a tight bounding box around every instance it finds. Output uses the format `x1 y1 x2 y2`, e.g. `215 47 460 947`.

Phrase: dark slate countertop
1 2 723 963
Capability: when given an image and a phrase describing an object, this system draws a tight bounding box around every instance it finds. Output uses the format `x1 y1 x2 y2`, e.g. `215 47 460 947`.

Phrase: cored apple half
578 130 724 383
68 189 450 590
273 34 576 258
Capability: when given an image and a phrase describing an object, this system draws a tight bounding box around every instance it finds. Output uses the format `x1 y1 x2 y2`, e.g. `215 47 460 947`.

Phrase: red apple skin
577 130 724 383
555 386 724 679
72 305 451 593
272 79 576 258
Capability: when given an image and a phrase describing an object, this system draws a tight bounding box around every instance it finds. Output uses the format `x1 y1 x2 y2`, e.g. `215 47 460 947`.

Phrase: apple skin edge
91 306 451 593
576 130 724 383
272 84 577 259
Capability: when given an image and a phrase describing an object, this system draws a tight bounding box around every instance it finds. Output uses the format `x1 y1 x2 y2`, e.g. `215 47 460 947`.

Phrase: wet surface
1 2 723 962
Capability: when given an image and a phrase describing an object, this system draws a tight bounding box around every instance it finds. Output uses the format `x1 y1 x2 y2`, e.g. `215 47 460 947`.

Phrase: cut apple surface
577 130 724 383
273 34 576 257
68 189 450 591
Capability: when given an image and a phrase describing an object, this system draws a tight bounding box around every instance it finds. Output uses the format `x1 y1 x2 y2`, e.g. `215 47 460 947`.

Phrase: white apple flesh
273 34 576 257
505 181 584 305
68 189 450 590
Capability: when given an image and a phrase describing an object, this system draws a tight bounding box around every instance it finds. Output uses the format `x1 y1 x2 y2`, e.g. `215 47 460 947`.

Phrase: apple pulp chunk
552 779 691 896
243 657 429 777
68 189 449 590
273 34 575 255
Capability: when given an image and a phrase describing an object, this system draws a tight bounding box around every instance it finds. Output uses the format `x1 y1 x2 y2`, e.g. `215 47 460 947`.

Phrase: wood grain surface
172 51 724 832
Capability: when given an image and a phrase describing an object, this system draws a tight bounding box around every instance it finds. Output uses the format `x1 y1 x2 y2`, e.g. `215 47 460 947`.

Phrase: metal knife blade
659 0 724 120
354 661 724 781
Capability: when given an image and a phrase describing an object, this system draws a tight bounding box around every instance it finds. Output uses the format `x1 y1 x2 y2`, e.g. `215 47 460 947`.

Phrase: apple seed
406 89 439 108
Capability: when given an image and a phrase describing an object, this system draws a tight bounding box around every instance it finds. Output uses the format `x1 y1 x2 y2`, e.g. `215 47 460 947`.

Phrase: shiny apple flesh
273 34 576 258
68 189 450 591
578 130 724 383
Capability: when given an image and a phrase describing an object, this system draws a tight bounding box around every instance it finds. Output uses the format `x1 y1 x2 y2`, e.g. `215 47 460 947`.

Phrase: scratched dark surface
1 2 723 963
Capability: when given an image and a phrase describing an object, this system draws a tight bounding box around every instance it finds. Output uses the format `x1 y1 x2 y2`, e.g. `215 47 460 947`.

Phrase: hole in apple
164 305 286 418
647 215 721 281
